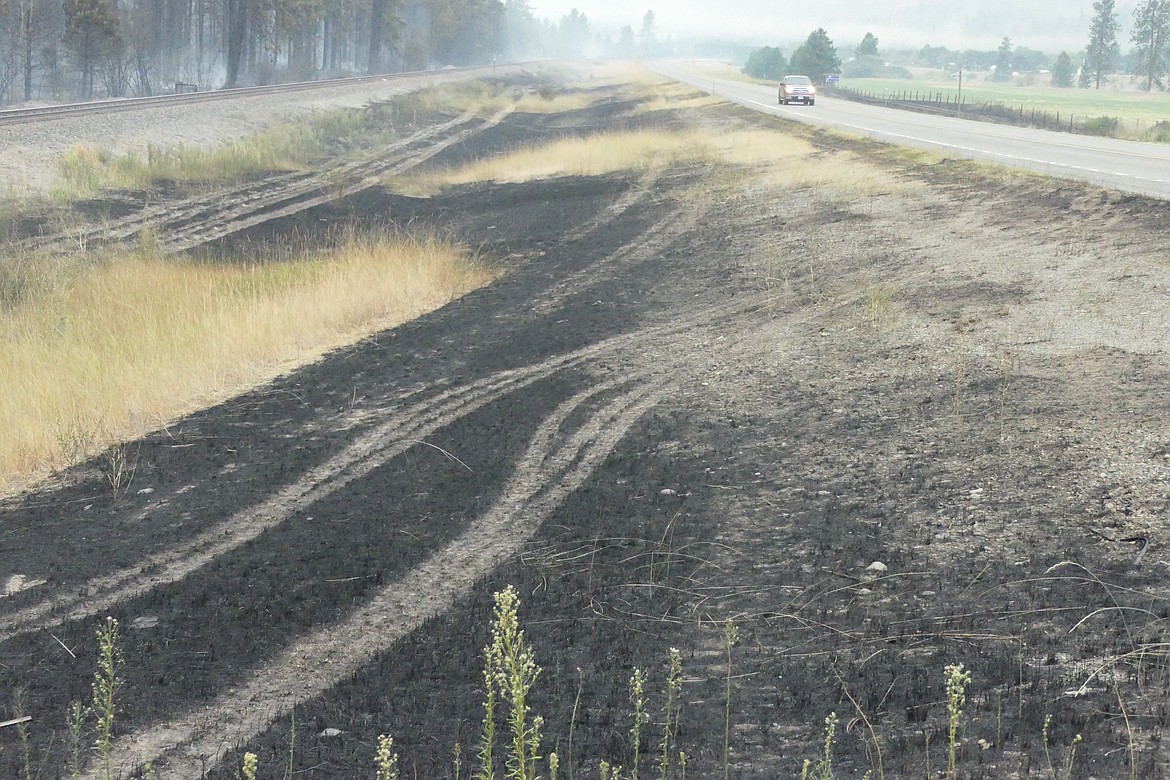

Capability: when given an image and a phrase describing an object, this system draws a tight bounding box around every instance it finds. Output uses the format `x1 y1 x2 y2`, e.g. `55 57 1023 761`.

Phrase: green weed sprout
660 648 683 780
479 586 543 780
549 751 560 780
630 667 648 780
480 634 499 780
1043 715 1083 780
945 663 972 780
1063 734 1083 779
569 668 584 780
14 688 30 780
67 701 89 779
375 734 399 780
723 620 739 780
800 711 839 780
93 616 122 780
284 703 296 780
238 752 258 780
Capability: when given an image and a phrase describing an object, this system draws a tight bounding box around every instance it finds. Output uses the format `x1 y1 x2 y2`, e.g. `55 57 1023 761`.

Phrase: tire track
533 187 709 315
17 112 495 255
0 290 763 645
84 379 666 779
159 111 511 253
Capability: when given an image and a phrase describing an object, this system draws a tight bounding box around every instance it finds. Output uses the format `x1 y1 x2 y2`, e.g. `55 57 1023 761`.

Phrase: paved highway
655 60 1170 200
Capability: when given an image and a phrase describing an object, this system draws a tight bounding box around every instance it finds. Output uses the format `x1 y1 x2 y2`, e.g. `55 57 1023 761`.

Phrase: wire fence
824 85 1170 142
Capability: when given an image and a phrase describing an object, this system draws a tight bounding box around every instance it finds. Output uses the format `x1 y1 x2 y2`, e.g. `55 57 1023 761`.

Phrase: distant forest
0 0 640 103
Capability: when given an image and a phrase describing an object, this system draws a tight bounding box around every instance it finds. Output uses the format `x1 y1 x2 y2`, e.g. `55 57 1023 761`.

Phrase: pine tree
788 28 840 83
742 46 787 80
640 10 654 58
1050 51 1076 87
63 0 121 99
1085 0 1120 89
992 36 1013 82
856 32 878 58
1131 0 1170 90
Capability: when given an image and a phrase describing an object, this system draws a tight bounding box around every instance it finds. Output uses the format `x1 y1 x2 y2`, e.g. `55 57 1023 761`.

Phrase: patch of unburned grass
397 129 714 192
563 61 670 89
57 133 314 196
631 92 725 114
51 80 525 198
397 125 918 199
0 230 495 495
511 92 597 114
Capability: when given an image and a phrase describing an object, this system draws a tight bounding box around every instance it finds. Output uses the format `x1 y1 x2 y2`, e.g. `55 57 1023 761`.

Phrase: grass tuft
0 229 494 496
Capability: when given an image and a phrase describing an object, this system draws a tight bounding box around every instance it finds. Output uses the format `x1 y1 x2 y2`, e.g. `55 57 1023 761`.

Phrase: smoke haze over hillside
527 0 1138 54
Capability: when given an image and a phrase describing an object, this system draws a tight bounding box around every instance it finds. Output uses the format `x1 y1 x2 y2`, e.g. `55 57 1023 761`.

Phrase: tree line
1085 0 1170 90
743 0 1170 92
0 0 659 103
742 28 842 83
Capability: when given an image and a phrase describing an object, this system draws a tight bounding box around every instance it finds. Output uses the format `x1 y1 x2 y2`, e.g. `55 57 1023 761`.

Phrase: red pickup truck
778 75 816 106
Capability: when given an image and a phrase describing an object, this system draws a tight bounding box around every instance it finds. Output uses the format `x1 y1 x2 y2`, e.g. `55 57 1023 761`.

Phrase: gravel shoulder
2 78 1170 779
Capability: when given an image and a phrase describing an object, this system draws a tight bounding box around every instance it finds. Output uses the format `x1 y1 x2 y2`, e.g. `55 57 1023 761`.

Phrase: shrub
1079 116 1120 137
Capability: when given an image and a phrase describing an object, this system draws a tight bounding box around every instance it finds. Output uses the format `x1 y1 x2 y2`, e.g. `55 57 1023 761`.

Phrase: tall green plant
92 616 122 780
723 620 739 780
13 688 31 780
478 586 543 780
944 663 971 780
629 668 648 780
66 700 89 779
660 648 683 780
801 712 838 780
375 734 399 780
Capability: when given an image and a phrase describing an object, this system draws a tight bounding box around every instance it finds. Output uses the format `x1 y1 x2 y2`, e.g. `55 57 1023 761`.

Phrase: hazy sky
526 0 1137 54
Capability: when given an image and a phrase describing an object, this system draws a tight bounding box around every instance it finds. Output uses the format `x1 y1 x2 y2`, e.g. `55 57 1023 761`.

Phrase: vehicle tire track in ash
158 111 511 253
85 379 666 779
0 294 763 645
534 203 701 316
16 112 494 255
0 167 742 638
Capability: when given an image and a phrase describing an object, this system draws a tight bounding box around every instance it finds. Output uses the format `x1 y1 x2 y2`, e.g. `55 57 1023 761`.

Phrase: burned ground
3 87 1170 780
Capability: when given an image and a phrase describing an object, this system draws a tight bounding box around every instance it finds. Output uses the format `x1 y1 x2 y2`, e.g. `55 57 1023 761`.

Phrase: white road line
739 96 1158 184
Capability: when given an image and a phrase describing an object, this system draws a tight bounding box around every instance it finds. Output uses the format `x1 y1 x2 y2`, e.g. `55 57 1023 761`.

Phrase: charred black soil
3 85 1170 780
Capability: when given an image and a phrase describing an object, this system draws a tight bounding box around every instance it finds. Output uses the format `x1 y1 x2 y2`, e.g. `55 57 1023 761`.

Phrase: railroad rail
0 64 513 125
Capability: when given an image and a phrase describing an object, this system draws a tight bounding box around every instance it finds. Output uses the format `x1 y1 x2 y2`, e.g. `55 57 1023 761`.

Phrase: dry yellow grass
400 129 712 192
395 126 917 198
562 61 669 88
512 92 598 114
0 232 494 495
631 93 726 114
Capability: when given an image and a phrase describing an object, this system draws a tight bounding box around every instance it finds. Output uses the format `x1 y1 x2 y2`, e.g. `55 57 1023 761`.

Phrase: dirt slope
3 89 1170 779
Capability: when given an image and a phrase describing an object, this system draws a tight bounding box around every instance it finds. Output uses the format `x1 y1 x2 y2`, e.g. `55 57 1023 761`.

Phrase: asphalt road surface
655 60 1170 200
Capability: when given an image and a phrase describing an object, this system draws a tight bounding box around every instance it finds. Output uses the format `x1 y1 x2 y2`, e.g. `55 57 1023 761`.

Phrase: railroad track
0 64 518 126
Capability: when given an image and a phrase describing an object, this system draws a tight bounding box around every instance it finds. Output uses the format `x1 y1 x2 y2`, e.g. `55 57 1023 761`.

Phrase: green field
835 74 1170 130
